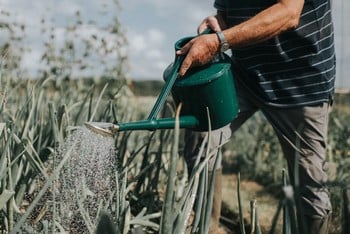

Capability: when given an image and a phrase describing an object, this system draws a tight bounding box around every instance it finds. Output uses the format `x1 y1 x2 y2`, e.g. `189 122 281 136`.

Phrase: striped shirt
214 0 336 107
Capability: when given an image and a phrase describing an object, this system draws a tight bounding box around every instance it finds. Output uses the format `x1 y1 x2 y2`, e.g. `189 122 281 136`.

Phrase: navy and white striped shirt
214 0 336 107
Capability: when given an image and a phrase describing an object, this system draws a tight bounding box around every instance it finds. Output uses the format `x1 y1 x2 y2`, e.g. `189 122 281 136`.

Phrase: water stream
55 127 117 233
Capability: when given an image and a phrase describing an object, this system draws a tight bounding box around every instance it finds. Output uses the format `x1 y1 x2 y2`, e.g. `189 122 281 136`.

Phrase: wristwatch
216 31 230 53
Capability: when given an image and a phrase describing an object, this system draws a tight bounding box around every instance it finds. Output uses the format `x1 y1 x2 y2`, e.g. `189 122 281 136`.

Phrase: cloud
130 35 147 53
128 28 165 53
1 0 126 78
126 28 168 79
146 49 162 60
119 0 214 79
1 0 349 87
148 29 165 45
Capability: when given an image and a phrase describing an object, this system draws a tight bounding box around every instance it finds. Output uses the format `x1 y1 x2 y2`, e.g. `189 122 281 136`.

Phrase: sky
0 0 349 87
119 0 215 80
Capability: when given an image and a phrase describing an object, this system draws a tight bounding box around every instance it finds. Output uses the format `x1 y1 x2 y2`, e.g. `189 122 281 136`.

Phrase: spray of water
55 127 117 233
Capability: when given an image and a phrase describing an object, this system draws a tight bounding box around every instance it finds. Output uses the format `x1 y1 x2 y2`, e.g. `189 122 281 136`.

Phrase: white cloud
21 48 44 73
146 49 162 60
148 29 165 45
55 1 82 17
119 0 213 79
130 35 147 53
129 28 165 53
154 60 169 72
126 27 168 79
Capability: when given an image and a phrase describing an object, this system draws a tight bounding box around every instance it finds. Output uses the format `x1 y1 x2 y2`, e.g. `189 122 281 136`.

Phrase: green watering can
85 34 239 137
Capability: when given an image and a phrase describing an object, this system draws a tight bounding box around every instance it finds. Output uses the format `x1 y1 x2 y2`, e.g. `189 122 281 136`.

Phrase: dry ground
221 174 282 233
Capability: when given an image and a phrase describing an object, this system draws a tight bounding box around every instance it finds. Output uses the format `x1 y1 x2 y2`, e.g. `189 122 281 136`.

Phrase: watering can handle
147 29 213 120
147 55 184 120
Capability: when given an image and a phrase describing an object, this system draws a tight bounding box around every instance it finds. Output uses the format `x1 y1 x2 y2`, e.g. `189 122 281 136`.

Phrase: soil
220 174 282 234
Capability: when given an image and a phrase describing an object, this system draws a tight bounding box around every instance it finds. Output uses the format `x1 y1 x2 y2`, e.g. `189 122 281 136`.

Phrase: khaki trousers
184 81 332 217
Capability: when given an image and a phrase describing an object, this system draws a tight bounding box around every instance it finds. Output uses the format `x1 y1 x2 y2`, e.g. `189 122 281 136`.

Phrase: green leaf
0 122 5 136
0 189 15 210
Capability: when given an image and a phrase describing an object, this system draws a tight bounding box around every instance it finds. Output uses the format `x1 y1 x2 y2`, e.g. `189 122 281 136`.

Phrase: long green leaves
1 73 350 234
159 104 181 233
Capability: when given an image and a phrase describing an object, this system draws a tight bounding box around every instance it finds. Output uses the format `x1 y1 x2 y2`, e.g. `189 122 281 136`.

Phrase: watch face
221 42 230 52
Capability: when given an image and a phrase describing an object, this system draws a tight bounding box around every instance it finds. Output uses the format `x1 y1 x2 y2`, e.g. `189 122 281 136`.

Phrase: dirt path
221 174 282 233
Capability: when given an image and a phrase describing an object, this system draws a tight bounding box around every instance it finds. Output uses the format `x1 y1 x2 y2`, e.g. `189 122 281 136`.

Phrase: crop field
0 77 349 234
1 0 350 232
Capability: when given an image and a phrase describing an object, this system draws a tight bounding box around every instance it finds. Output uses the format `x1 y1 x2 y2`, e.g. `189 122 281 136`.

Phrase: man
177 0 335 233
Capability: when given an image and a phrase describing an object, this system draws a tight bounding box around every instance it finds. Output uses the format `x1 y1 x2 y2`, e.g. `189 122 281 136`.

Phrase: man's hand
176 15 227 77
176 33 219 77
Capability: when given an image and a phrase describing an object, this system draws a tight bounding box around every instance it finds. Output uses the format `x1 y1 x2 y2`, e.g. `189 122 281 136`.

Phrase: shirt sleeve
213 0 226 11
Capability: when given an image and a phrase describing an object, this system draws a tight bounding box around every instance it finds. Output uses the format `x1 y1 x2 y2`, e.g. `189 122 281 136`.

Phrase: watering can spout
85 116 199 137
84 122 119 137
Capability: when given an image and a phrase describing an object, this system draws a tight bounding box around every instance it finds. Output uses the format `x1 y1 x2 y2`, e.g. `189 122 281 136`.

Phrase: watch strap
216 31 230 52
216 31 226 44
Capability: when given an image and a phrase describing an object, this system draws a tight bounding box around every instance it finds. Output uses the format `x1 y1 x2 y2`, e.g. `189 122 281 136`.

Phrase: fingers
178 55 193 77
176 40 192 56
176 34 218 76
198 24 209 34
197 16 222 34
177 38 200 77
176 40 193 76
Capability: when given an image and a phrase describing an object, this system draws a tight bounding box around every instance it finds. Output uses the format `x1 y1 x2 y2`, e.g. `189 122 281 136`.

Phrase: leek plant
1 76 350 234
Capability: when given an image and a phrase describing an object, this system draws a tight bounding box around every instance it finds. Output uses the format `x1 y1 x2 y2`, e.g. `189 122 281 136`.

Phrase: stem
160 104 181 233
238 172 246 234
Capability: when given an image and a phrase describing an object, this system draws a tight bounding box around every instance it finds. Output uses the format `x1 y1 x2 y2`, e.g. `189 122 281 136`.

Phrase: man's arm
178 0 305 76
222 0 305 47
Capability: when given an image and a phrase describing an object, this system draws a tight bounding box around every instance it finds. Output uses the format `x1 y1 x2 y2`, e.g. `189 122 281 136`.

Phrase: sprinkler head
84 122 119 137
